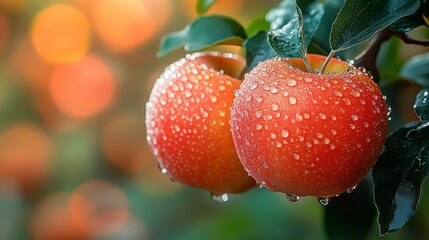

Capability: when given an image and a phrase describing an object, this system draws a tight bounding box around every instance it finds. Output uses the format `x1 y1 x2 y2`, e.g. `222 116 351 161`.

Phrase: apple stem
319 50 336 74
303 56 312 73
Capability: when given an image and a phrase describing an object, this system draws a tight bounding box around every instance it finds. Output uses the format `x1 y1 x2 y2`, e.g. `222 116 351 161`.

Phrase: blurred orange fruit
69 180 129 237
30 3 91 64
0 123 53 194
91 0 159 53
49 54 116 119
31 193 90 240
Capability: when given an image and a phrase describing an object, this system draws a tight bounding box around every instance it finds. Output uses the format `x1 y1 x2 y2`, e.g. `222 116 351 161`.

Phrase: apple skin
146 51 255 194
230 54 388 197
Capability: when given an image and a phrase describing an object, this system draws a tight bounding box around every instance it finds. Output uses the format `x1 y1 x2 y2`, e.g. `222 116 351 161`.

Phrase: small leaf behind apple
158 15 247 57
372 121 429 235
414 89 429 121
400 52 429 88
244 31 277 71
196 0 217 15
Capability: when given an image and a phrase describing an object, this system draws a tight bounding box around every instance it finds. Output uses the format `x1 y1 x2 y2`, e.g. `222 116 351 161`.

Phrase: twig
393 32 429 46
354 29 394 83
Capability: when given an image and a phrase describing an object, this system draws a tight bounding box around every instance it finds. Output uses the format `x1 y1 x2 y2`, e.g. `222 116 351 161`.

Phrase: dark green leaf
372 121 429 235
390 10 426 33
265 0 296 31
415 89 429 121
268 6 306 59
196 0 217 15
301 1 324 46
158 15 247 57
246 17 270 37
324 177 376 240
330 0 420 51
400 52 429 88
243 31 277 71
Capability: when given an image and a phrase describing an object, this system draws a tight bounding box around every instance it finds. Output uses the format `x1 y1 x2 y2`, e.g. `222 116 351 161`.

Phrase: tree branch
393 32 429 46
354 29 394 83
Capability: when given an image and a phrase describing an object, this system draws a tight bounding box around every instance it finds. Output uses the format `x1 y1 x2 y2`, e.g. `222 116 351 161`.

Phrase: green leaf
390 11 426 33
324 177 376 240
268 6 306 59
372 121 429 235
330 0 420 51
243 31 277 71
415 89 429 121
266 0 324 58
196 0 217 15
158 15 247 57
301 1 324 46
400 52 429 88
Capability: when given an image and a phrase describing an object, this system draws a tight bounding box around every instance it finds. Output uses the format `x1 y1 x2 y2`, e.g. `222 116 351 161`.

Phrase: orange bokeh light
31 193 90 240
0 123 53 194
49 54 116 119
91 0 157 53
0 0 27 13
30 3 91 64
69 180 129 237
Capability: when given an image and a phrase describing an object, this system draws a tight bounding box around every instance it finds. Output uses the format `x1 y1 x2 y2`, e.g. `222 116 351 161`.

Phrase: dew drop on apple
281 130 289 138
255 110 262 118
349 124 356 130
319 113 327 120
270 87 279 94
211 193 229 203
346 185 357 193
272 103 279 111
293 153 300 160
287 79 297 87
317 197 330 206
256 124 263 130
351 114 359 121
286 193 300 202
249 81 258 90
289 96 297 105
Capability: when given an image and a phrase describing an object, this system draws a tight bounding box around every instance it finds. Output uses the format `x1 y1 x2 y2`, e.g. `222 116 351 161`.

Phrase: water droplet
218 85 226 91
323 137 330 144
255 111 262 118
317 197 330 206
343 98 351 106
249 82 258 90
281 130 289 138
276 141 282 148
287 79 297 87
256 124 263 130
289 96 297 104
331 115 337 121
211 193 229 203
303 113 310 119
319 113 327 120
255 95 263 103
270 87 279 94
210 95 218 103
293 153 300 160
295 113 303 122
329 144 336 150
304 77 312 83
272 103 279 111
219 111 226 117
351 114 359 121
270 133 277 139
363 122 369 128
333 90 343 97
347 185 357 193
351 90 360 97
349 124 356 130
263 161 269 168
244 94 252 102
286 194 300 202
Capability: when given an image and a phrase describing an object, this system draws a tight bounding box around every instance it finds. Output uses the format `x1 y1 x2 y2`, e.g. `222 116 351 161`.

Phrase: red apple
145 51 255 195
230 54 388 198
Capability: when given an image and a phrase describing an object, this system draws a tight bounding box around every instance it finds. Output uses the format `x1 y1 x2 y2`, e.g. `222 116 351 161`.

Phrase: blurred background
0 0 428 239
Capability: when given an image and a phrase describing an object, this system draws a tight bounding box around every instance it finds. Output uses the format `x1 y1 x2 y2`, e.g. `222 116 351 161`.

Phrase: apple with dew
146 51 255 197
230 54 388 201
